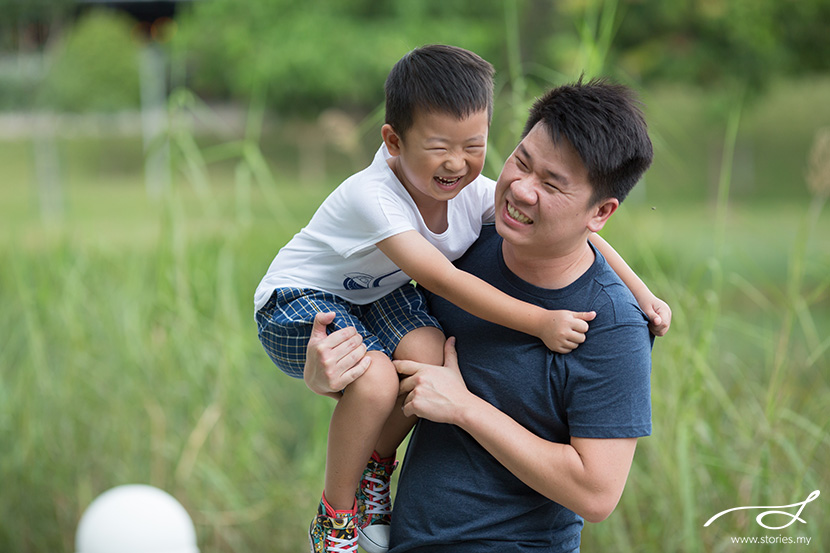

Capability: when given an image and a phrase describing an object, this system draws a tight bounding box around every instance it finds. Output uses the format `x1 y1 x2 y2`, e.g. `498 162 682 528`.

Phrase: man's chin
494 218 526 247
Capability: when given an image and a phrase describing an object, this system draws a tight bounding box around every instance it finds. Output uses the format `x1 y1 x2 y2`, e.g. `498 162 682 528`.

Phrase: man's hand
303 312 371 398
396 337 475 424
538 310 596 353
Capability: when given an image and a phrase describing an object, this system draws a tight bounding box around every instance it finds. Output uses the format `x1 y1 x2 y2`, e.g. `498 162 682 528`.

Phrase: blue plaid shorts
255 284 442 378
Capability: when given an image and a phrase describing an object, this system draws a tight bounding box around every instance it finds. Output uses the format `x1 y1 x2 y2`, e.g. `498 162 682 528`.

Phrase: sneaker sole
357 527 389 553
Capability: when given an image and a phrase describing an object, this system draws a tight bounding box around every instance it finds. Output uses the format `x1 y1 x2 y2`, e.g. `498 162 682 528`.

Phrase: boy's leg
257 288 399 551
373 325 445 457
324 350 400 511
362 283 446 456
355 327 445 553
355 286 444 552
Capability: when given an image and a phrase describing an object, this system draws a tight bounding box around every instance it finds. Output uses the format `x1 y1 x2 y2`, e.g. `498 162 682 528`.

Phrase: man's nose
510 176 538 203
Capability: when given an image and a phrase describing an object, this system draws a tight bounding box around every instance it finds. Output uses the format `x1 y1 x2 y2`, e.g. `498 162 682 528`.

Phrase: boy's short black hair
385 44 494 139
522 78 653 204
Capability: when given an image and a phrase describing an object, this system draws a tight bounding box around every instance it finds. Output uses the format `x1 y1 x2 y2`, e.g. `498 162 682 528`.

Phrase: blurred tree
37 9 142 112
611 0 830 95
0 0 74 50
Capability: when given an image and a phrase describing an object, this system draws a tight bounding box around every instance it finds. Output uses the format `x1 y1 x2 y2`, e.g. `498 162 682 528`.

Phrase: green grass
2 79 829 551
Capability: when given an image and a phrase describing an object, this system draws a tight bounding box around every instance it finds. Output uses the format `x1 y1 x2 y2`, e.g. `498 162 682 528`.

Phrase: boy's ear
382 124 403 156
587 198 619 233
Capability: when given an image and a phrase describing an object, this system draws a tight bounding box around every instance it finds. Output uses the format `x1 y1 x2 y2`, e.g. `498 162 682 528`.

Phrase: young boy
255 45 669 553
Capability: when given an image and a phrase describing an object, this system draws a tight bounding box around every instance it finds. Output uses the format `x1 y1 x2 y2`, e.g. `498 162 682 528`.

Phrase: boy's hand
540 310 596 353
303 312 371 398
641 295 672 336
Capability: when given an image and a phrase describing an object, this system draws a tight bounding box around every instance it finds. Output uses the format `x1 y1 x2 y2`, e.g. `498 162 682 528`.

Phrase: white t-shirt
254 144 496 310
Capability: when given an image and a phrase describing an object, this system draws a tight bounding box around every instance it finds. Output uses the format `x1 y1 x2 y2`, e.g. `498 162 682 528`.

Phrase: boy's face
383 109 489 208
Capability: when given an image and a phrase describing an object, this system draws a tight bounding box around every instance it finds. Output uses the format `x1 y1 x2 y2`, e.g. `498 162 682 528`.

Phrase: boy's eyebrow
425 134 488 144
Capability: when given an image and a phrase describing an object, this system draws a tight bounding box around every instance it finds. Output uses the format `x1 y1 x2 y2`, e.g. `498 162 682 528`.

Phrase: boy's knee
349 352 399 404
394 326 445 365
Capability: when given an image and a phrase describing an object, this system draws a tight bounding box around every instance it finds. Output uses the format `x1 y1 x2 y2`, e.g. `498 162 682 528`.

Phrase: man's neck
501 239 596 290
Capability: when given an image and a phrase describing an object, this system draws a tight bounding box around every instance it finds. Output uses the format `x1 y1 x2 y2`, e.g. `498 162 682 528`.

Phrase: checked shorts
255 284 442 378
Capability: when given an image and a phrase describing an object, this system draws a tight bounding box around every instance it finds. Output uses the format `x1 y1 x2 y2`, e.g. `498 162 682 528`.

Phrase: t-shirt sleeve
324 180 417 258
563 295 653 439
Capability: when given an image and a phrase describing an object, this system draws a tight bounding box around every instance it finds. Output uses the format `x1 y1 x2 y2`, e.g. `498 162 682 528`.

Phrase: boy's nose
444 152 465 173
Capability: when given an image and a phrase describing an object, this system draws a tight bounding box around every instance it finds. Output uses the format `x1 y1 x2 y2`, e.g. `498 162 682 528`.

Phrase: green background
1 1 828 551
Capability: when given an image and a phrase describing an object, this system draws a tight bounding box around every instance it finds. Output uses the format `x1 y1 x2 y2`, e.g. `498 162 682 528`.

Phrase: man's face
384 109 489 209
494 122 602 258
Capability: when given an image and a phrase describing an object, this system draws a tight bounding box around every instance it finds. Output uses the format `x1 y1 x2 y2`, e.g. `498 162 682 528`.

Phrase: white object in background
76 484 199 553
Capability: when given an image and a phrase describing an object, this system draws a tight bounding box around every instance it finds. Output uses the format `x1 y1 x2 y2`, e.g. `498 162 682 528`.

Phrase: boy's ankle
370 450 396 465
321 492 357 518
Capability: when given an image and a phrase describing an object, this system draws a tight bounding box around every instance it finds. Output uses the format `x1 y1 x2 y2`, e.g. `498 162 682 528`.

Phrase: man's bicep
570 436 638 497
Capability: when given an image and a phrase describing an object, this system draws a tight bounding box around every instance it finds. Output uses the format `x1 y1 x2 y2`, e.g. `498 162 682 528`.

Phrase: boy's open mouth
434 176 463 187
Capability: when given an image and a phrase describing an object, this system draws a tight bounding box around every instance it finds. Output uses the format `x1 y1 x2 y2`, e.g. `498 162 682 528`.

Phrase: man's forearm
454 394 635 523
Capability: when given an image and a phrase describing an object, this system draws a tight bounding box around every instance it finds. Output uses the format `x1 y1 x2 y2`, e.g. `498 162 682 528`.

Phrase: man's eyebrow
517 143 568 184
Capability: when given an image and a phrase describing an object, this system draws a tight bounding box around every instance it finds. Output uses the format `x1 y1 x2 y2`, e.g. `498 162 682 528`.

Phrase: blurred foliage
611 0 830 99
36 10 142 112
170 0 507 116
0 0 73 31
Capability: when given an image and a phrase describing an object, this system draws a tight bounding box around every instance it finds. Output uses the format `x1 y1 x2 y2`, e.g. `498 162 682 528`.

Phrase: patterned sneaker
308 494 358 553
356 451 398 553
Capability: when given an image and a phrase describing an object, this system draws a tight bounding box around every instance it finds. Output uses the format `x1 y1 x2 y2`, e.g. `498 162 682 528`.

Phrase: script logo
703 490 820 530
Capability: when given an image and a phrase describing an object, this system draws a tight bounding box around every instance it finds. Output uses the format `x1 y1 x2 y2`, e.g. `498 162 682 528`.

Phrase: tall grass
2 182 324 552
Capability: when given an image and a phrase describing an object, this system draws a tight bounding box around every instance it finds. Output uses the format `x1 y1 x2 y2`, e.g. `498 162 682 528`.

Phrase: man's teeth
507 203 533 224
435 176 461 185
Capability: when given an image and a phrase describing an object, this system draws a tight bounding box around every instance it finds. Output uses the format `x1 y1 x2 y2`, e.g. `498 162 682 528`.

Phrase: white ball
76 484 199 553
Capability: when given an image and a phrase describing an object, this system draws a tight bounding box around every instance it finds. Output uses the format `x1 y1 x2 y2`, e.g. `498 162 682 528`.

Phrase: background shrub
37 9 141 112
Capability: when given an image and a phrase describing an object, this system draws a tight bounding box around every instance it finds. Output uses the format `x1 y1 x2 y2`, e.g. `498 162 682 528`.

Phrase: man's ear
587 198 619 233
381 124 403 156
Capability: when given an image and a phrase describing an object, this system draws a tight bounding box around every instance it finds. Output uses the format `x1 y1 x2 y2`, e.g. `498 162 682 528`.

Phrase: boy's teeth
507 202 532 224
436 176 461 185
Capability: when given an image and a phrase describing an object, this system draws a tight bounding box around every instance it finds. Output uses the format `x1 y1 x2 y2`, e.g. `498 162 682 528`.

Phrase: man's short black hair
385 44 494 139
523 78 653 204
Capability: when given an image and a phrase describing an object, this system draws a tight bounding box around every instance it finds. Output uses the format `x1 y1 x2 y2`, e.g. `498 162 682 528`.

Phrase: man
305 78 659 552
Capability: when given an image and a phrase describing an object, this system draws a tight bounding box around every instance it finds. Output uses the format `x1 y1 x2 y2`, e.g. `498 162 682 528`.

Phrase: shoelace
326 533 358 553
362 474 391 516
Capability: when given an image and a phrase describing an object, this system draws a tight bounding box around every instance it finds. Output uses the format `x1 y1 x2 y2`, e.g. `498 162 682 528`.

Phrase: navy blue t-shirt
389 225 653 552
